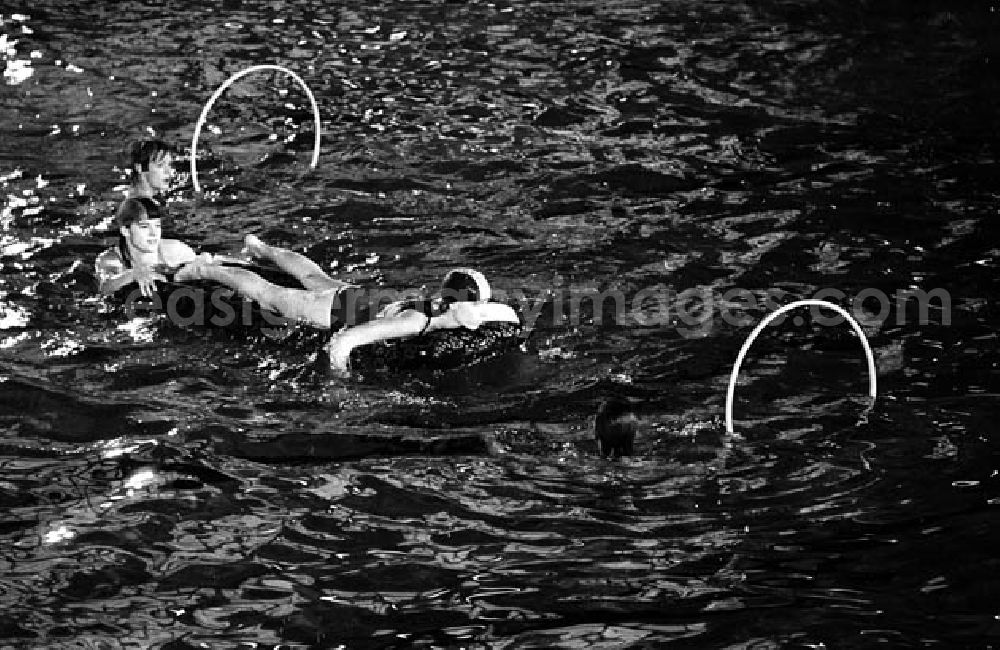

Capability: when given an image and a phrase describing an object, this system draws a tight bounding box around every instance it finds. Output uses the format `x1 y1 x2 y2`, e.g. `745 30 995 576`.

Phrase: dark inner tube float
109 263 524 373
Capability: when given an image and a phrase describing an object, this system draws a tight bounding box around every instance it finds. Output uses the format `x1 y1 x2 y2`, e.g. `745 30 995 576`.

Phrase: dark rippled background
2 1 999 647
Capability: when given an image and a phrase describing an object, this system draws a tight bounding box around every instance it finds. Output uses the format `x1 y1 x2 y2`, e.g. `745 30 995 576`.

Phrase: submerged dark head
595 398 637 458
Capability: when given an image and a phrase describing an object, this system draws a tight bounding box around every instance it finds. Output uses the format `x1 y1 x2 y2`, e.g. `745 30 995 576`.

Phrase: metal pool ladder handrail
725 299 877 434
191 64 321 193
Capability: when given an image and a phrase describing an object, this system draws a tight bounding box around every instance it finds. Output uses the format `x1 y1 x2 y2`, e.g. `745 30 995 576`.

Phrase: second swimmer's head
440 268 491 304
128 139 176 194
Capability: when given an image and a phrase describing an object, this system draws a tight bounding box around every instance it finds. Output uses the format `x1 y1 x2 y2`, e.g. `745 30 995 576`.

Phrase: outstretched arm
325 310 435 370
325 302 519 371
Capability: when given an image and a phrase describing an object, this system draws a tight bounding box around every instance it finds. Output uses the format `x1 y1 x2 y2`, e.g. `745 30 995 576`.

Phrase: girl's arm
325 303 520 371
326 310 433 370
96 250 164 297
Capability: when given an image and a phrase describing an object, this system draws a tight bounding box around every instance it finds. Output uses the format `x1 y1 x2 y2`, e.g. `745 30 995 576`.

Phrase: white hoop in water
190 64 321 193
725 299 877 434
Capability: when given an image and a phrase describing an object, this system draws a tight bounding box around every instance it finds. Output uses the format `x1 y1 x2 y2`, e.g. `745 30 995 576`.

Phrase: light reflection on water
0 0 998 646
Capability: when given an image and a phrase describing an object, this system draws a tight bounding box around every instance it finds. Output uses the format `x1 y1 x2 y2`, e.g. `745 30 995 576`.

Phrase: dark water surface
2 0 999 647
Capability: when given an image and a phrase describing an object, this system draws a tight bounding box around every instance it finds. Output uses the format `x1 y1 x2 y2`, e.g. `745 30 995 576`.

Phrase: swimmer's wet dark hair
129 139 176 172
117 197 166 228
441 268 490 304
595 398 637 458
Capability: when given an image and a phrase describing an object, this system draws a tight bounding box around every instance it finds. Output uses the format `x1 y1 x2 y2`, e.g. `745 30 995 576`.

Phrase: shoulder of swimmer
96 246 124 270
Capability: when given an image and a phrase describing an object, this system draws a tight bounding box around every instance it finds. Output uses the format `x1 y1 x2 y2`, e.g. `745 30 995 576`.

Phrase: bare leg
175 263 335 329
243 234 347 292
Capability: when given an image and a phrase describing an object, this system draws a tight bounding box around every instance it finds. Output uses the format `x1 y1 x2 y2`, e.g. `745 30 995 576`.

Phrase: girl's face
122 217 161 254
142 151 174 192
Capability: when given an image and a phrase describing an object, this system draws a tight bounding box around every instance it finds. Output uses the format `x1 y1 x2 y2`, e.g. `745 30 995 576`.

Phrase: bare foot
241 234 268 260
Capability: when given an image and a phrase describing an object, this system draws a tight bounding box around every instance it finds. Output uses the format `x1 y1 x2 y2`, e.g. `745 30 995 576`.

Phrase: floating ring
191 64 321 193
725 299 877 434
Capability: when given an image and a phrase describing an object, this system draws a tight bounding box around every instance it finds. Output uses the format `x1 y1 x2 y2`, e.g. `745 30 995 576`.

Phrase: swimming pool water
1 1 998 646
